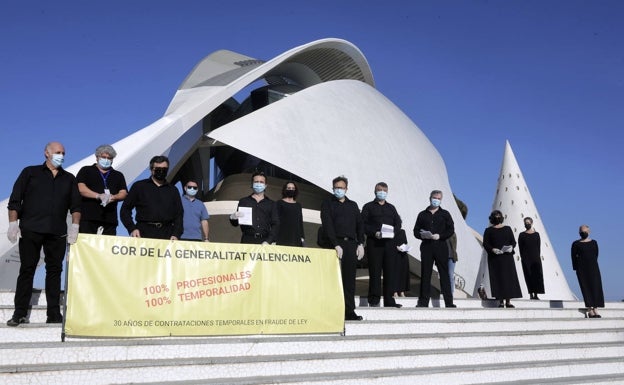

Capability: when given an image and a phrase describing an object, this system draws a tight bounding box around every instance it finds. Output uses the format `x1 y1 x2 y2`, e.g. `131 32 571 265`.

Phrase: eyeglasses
152 167 168 171
186 186 198 190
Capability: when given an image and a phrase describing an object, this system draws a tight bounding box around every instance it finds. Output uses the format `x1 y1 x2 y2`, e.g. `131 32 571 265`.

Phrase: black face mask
490 216 503 225
579 231 589 240
283 190 296 198
524 223 531 230
153 167 168 181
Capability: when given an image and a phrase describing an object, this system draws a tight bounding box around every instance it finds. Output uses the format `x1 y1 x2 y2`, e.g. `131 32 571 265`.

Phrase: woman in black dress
518 217 544 300
571 224 604 318
275 181 305 247
483 210 522 308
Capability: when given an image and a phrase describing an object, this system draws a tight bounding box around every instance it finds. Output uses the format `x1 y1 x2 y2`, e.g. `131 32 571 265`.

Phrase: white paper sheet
238 207 253 225
381 224 394 238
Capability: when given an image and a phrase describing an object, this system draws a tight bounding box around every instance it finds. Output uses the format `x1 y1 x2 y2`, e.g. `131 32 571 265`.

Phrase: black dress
518 231 545 294
275 200 304 247
571 239 604 308
483 225 522 300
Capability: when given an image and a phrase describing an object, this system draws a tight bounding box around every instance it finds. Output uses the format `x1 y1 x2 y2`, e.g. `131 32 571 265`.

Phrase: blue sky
1 1 622 301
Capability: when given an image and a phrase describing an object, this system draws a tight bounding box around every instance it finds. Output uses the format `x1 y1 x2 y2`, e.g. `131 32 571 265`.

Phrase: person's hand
397 244 410 253
170 236 178 241
67 224 80 244
419 230 432 239
262 241 269 246
335 245 343 259
431 234 440 241
492 248 503 255
130 229 141 238
375 231 382 239
7 221 20 243
99 193 111 207
230 211 242 220
356 244 365 260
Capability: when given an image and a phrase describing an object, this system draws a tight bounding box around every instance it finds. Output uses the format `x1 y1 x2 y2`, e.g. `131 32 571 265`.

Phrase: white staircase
1 290 624 385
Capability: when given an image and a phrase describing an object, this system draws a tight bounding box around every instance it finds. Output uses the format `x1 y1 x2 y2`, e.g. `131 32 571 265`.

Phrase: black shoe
415 303 428 308
7 317 29 327
368 302 380 307
46 315 63 324
345 314 363 321
446 304 457 308
505 303 515 308
384 304 403 308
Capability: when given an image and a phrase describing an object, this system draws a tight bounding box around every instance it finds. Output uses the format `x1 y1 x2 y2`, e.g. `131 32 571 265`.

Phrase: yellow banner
64 234 344 337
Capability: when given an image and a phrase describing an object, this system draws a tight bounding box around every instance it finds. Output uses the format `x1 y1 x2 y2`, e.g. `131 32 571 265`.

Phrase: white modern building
0 38 575 300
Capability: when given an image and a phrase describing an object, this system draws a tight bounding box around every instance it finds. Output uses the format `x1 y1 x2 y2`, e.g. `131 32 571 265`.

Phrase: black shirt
76 164 127 224
230 195 280 243
120 178 183 238
8 163 81 235
361 199 402 237
320 196 364 247
413 206 454 243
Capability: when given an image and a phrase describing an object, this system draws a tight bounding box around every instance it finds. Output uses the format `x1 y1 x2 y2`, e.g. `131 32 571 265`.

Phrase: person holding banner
230 171 279 245
120 155 183 240
6 141 81 326
321 175 365 321
361 182 403 308
180 179 210 242
276 181 305 247
76 144 128 235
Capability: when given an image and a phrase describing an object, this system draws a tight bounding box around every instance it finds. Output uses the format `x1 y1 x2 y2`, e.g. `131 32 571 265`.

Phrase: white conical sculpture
491 140 576 300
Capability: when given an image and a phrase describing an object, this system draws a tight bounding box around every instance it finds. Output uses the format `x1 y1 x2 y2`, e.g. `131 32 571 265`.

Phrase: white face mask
98 158 112 169
51 153 64 168
430 198 441 207
185 187 198 197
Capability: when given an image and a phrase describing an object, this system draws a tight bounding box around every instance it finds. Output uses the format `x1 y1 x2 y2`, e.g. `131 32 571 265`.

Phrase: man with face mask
413 190 456 308
76 144 128 235
179 179 210 242
321 175 365 321
120 155 183 240
6 141 81 326
361 182 403 308
229 171 279 244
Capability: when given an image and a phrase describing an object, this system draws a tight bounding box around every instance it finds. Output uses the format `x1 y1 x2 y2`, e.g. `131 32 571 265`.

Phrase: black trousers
240 233 267 244
14 229 66 319
337 239 358 318
80 220 117 235
418 241 453 307
366 238 398 306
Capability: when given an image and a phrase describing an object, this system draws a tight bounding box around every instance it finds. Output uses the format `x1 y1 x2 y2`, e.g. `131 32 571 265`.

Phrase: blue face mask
333 188 346 199
98 158 112 169
51 154 64 168
252 183 266 194
185 187 198 197
431 198 441 207
376 191 387 201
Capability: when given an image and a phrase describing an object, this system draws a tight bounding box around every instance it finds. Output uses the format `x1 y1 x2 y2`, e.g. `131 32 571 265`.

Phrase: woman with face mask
518 217 545 300
571 225 604 318
275 181 305 247
483 210 522 308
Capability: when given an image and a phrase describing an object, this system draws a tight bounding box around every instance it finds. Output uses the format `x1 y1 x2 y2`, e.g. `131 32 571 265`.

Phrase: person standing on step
120 155 183 240
179 179 210 242
76 144 127 236
518 217 544 300
361 182 403 308
321 175 365 321
571 224 604 318
275 181 305 247
413 190 456 308
6 141 81 326
483 210 522 308
229 171 279 245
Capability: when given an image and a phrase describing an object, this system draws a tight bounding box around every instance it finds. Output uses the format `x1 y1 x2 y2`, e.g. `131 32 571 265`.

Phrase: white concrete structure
0 39 574 299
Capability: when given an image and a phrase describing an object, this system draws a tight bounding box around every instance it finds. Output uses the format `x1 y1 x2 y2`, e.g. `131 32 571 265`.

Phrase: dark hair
375 182 388 190
282 181 298 199
524 217 533 224
332 175 348 187
149 155 169 168
185 179 199 188
251 171 266 184
430 190 443 198
489 210 504 225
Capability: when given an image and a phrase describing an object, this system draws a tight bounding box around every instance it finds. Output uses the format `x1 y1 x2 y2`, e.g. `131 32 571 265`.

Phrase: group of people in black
5 143 605 326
